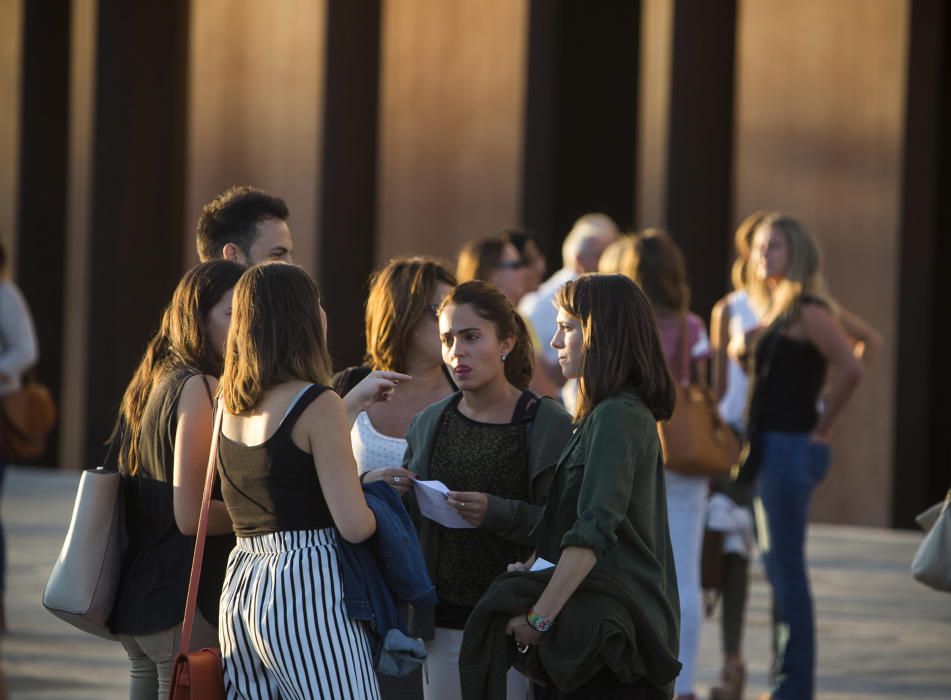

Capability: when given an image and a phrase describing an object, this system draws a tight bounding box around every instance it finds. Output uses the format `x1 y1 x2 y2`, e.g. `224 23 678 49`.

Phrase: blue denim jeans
754 431 830 700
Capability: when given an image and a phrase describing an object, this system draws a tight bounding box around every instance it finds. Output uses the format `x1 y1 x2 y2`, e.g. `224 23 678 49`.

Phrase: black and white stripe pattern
219 529 380 700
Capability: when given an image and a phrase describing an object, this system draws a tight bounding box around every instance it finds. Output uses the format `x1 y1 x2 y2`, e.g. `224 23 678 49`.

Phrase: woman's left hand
506 614 542 648
446 490 488 526
349 370 413 410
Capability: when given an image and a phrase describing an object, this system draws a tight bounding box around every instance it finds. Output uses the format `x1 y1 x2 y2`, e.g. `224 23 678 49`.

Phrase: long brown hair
117 260 244 474
620 229 690 314
220 262 333 414
438 280 534 389
556 274 675 421
364 257 456 372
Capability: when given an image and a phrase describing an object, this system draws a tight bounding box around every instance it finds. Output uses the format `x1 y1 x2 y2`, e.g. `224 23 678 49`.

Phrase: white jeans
665 470 708 696
423 626 532 700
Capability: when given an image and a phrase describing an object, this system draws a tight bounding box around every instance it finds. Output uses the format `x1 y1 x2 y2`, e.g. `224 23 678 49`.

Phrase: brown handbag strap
178 399 224 656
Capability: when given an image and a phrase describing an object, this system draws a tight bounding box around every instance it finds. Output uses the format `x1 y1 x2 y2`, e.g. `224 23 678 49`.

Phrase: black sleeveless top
112 367 234 635
754 298 828 433
218 384 336 537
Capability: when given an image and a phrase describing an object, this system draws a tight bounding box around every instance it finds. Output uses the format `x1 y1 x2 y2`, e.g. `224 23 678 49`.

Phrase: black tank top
754 299 828 433
112 366 233 634
218 384 337 537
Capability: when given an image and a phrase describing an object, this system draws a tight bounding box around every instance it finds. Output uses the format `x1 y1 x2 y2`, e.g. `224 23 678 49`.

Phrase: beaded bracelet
526 608 553 633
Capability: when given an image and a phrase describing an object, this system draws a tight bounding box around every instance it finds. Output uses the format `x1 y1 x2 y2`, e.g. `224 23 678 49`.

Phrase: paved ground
1 466 949 699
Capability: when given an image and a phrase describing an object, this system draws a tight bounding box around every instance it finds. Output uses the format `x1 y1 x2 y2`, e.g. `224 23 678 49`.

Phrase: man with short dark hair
196 186 294 265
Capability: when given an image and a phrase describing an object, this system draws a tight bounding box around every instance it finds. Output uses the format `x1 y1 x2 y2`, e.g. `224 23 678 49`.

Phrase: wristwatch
526 607 553 633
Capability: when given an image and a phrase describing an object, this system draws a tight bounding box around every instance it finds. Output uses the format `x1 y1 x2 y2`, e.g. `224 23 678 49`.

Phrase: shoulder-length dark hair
220 262 333 414
438 280 534 389
556 274 675 422
621 228 690 314
364 256 456 372
117 259 244 474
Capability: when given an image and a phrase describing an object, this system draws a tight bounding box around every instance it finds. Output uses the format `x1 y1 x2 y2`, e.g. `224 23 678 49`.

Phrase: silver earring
501 354 508 361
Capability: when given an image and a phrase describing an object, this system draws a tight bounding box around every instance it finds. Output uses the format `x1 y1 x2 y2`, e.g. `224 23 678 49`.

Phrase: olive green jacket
534 388 680 664
402 392 573 639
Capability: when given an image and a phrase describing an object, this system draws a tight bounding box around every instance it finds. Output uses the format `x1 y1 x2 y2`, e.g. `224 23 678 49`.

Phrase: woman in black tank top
216 262 400 700
111 260 243 700
743 214 864 700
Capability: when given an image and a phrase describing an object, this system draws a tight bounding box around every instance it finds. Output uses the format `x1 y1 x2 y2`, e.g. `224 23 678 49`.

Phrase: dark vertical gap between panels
319 0 382 371
14 1 71 466
892 0 945 527
83 0 189 466
664 0 737 320
927 0 951 513
521 0 641 272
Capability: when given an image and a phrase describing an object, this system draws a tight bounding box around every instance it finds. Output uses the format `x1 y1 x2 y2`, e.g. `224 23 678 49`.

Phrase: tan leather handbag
658 317 740 477
0 379 56 460
169 401 226 699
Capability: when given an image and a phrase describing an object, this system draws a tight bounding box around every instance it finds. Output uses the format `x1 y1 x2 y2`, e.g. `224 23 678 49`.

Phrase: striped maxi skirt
219 528 381 700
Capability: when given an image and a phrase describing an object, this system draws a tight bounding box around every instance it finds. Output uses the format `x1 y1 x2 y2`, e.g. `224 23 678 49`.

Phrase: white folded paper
413 479 475 529
529 557 555 572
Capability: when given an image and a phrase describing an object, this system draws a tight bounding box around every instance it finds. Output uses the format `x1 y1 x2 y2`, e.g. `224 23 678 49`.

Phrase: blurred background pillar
893 0 950 526
9 0 71 466
82 0 189 466
521 0 641 269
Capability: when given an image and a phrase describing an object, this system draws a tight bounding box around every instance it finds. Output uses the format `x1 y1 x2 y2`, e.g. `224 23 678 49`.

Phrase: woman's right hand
342 370 413 427
361 467 416 496
507 561 529 573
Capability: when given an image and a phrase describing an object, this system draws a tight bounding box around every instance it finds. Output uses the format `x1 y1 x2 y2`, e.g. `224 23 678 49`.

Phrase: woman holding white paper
401 280 572 700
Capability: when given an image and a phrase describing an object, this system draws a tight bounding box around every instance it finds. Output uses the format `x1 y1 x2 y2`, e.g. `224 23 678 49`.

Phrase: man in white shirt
520 213 619 398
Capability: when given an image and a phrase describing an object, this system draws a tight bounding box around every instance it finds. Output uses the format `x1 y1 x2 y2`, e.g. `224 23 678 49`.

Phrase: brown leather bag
0 380 56 460
658 317 740 477
169 401 225 700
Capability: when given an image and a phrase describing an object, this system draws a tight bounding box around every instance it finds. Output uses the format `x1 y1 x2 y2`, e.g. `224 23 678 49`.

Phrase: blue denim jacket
337 481 437 675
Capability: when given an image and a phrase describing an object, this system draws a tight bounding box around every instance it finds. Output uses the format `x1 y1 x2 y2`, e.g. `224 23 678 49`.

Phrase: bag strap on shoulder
178 399 224 656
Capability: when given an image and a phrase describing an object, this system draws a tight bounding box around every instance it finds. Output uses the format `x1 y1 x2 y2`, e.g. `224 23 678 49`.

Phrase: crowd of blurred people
2 183 879 700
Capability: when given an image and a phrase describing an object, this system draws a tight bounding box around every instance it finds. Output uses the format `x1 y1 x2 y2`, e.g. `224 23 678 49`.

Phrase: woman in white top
0 239 39 633
334 256 458 487
708 211 770 700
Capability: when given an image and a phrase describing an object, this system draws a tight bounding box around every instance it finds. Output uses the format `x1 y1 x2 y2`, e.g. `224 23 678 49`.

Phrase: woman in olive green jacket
506 273 681 699
403 280 572 700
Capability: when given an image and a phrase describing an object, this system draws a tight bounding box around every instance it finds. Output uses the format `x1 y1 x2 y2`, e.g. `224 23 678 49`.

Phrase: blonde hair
748 213 831 322
220 263 333 414
597 235 634 273
730 210 773 291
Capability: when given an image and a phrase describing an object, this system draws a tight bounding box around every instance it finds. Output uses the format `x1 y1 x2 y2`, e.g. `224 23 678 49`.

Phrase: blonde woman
740 214 864 700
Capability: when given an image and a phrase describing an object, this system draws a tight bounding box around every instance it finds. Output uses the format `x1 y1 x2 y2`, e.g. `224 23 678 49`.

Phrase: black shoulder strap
198 374 214 409
512 390 542 456
277 384 330 435
512 390 540 424
103 421 124 472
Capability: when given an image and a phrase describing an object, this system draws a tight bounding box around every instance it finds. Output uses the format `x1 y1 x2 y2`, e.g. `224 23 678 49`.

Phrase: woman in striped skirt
215 262 408 699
